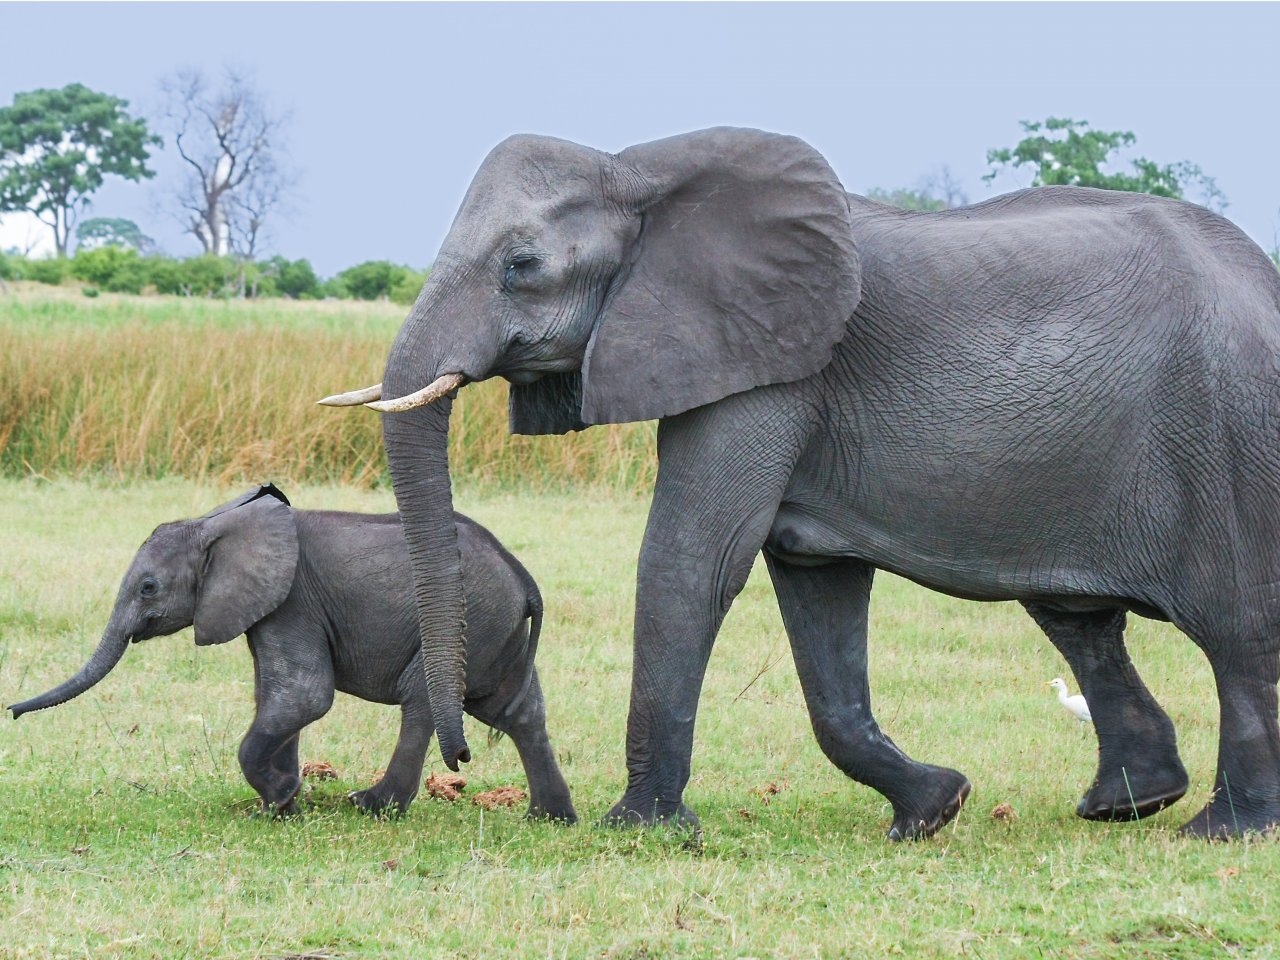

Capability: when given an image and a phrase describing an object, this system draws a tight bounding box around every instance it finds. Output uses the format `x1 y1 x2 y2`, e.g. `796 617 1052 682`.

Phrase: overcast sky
2 2 1277 275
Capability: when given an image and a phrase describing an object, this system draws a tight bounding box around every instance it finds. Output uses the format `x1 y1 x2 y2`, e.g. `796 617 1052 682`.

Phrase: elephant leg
1180 640 1280 838
350 667 433 817
268 732 303 813
240 727 308 814
604 390 812 830
1022 602 1188 821
768 555 970 840
469 668 577 824
242 632 334 815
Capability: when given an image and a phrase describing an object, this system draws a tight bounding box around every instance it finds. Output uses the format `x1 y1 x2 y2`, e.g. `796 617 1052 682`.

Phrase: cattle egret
1047 677 1092 724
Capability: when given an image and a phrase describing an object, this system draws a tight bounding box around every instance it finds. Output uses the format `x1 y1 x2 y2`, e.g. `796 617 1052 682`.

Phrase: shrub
389 267 428 306
175 254 240 297
333 260 425 302
259 256 321 299
335 260 397 300
0 250 21 281
70 246 142 289
24 258 68 285
142 257 184 295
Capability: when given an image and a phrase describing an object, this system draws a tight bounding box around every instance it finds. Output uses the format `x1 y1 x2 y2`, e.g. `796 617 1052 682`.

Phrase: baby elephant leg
240 727 308 815
349 694 434 817
472 668 577 824
242 634 334 815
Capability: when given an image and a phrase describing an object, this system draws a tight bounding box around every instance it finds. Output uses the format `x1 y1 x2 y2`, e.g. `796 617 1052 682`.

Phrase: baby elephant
10 484 576 822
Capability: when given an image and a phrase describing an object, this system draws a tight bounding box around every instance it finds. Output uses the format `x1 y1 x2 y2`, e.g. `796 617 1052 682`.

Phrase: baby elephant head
9 485 298 719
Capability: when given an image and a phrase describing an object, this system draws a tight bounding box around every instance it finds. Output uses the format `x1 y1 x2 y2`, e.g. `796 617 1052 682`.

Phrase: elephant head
9 485 297 719
321 127 862 769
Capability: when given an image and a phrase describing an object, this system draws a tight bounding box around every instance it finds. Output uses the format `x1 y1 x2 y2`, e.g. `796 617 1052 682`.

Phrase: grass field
2 479 1277 959
0 285 656 493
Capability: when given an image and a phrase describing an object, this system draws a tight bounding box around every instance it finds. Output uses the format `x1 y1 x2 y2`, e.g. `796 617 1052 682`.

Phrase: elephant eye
503 254 541 290
140 578 159 598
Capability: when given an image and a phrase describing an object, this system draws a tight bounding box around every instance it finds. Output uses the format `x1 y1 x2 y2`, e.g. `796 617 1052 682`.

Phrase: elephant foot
1178 791 1280 840
602 795 701 835
1076 762 1188 822
259 777 303 818
348 785 413 818
886 766 971 841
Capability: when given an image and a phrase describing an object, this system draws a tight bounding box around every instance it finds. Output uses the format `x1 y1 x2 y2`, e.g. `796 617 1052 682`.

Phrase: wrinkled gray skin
372 126 1280 840
9 485 575 822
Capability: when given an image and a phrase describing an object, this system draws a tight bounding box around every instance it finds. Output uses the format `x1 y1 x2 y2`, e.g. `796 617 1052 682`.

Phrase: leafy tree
0 84 159 256
333 260 408 301
390 267 429 305
77 217 155 253
866 187 947 212
69 246 153 293
985 118 1226 212
259 255 320 299
867 166 969 212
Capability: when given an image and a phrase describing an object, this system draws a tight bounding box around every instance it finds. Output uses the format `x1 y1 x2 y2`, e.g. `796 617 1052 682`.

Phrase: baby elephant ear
582 127 862 425
194 495 299 646
200 483 291 520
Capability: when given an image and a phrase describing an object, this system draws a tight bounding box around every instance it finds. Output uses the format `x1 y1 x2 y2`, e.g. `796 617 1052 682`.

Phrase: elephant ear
200 483 291 519
193 494 298 646
580 127 862 425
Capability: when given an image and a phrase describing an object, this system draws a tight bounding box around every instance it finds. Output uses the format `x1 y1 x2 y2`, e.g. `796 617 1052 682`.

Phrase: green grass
1 479 1276 958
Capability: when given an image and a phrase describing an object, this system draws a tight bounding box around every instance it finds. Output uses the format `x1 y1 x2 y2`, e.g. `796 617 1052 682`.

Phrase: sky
1 2 1278 276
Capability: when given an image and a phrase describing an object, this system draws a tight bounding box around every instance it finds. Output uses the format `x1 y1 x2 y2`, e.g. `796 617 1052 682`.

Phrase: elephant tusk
317 383 383 406
365 373 466 413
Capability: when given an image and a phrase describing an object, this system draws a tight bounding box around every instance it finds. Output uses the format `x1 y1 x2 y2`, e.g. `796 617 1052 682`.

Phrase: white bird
1047 678 1092 724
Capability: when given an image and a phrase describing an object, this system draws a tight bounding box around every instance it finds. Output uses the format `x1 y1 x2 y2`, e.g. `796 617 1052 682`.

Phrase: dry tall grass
0 287 657 493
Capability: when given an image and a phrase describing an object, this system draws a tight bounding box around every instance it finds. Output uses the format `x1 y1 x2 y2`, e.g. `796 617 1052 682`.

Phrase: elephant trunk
381 322 473 771
9 617 131 718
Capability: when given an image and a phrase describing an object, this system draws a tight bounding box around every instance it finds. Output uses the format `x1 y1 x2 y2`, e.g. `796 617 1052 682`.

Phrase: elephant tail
502 565 543 720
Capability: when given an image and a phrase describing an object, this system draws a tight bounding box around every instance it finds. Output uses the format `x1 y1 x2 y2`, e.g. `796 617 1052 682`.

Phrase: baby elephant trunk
9 620 131 719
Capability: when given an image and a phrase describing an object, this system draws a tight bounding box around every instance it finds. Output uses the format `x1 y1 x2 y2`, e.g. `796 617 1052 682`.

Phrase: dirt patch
472 786 527 810
749 781 788 804
424 772 467 801
990 802 1017 822
301 761 339 781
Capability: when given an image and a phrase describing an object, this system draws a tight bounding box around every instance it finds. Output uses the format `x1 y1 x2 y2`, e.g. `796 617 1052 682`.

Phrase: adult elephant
323 127 1280 839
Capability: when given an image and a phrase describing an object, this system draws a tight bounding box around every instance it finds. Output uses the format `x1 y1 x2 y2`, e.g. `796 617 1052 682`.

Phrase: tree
866 187 946 212
985 118 1227 212
0 84 159 257
161 69 293 257
867 165 969 212
77 217 155 253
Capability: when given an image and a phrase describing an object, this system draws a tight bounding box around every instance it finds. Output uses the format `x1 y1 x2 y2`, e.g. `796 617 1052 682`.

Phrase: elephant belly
767 495 1134 607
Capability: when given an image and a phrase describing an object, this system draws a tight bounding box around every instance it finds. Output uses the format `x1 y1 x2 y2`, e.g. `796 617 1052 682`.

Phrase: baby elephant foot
348 784 414 818
258 776 303 818
886 766 972 841
1076 761 1189 822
